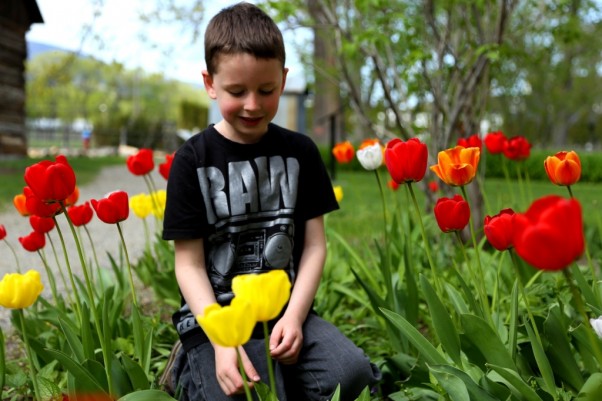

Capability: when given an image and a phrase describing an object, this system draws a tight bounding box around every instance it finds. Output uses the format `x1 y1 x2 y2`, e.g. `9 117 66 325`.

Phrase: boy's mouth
240 116 263 126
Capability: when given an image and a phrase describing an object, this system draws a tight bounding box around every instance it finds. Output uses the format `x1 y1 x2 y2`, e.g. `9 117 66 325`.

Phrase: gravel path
0 164 167 330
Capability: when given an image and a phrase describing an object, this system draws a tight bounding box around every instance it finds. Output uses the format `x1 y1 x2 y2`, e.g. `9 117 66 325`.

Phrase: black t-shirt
162 123 339 351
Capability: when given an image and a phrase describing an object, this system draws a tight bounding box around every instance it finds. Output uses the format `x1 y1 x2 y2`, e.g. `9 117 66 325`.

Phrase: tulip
196 298 257 348
544 150 581 187
590 317 602 339
484 131 507 154
503 136 531 161
0 224 6 240
64 186 80 207
24 155 76 203
457 134 482 150
387 179 399 191
150 190 167 219
358 138 380 149
333 185 343 202
130 193 153 219
385 138 428 184
428 181 439 193
332 141 355 164
13 193 29 216
232 270 291 322
67 202 94 226
356 143 383 170
24 187 62 218
126 148 155 176
484 209 515 251
430 146 480 186
513 195 583 271
91 191 130 224
0 270 44 309
18 230 46 252
29 215 55 234
433 195 470 233
159 152 175 180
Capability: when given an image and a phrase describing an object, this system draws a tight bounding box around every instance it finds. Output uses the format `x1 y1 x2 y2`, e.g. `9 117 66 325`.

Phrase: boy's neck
214 120 268 144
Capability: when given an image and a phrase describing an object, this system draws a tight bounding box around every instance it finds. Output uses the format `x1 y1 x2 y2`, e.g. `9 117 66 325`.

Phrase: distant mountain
27 41 72 60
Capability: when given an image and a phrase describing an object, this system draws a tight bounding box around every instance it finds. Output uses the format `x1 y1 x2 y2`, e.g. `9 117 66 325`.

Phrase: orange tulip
332 141 355 164
430 146 480 187
544 151 581 186
13 193 29 216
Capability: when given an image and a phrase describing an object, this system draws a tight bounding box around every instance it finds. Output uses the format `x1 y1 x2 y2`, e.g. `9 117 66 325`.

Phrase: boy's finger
240 348 261 382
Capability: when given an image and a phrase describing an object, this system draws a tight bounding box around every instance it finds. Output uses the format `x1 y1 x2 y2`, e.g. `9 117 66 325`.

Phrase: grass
0 155 125 212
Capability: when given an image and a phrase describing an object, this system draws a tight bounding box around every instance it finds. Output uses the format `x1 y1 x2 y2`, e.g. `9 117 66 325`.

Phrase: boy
162 3 380 400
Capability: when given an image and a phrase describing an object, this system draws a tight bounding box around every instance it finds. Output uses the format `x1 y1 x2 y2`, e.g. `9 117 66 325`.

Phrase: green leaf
461 314 516 371
254 381 279 401
523 318 556 398
0 326 5 393
445 283 469 316
429 365 470 401
121 354 150 391
380 308 447 366
80 303 96 361
571 265 599 310
576 372 602 400
37 375 63 401
44 349 107 394
354 386 371 401
59 316 85 362
328 384 341 401
118 389 178 401
430 365 499 401
507 281 518 360
487 364 543 401
420 275 461 366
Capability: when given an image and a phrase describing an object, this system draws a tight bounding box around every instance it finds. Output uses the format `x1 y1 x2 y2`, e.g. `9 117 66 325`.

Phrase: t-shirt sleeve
162 142 209 240
297 137 339 221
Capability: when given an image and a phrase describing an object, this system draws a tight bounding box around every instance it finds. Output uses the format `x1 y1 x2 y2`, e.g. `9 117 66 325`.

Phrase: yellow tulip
333 186 344 203
196 298 257 347
0 270 44 309
129 193 153 219
430 146 480 187
151 190 167 219
232 270 291 322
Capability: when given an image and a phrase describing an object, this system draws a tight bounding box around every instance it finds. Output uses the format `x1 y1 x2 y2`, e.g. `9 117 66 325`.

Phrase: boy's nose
244 93 261 111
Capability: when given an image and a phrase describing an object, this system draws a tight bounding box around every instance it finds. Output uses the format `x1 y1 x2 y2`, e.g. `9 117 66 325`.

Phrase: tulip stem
2 239 21 273
17 309 42 401
36 250 59 307
562 268 602 368
52 216 83 320
116 222 138 308
565 185 598 286
454 231 487 319
407 183 443 296
46 234 70 301
460 186 492 325
375 169 395 306
263 322 277 395
236 347 254 401
83 225 104 293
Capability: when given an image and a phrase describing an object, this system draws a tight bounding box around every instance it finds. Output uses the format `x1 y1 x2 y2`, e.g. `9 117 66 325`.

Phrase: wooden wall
0 0 43 157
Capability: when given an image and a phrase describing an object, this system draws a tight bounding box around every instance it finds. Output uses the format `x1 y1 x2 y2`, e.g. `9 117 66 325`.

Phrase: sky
26 0 305 86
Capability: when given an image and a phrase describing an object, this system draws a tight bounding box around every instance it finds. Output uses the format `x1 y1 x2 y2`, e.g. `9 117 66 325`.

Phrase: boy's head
204 2 286 75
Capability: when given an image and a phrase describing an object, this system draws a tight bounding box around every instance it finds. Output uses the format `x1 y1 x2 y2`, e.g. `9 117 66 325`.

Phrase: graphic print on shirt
197 155 299 304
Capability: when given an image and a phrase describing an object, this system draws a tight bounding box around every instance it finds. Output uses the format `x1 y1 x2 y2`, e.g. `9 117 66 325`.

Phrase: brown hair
204 2 286 75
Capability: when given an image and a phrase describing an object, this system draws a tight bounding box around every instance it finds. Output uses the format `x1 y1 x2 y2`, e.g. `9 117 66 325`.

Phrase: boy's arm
174 239 260 395
270 215 327 363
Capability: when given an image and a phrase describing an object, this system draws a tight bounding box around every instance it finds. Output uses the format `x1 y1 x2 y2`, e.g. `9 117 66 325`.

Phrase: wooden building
0 0 43 157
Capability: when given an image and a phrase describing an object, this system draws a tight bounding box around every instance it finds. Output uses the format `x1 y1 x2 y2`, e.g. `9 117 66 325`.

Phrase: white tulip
356 143 383 171
590 317 602 339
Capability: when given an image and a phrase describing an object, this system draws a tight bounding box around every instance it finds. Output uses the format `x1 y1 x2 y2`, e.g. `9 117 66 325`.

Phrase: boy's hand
214 345 260 395
269 315 304 364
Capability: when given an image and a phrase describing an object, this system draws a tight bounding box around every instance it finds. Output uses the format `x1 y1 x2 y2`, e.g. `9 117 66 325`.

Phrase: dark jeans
171 314 381 401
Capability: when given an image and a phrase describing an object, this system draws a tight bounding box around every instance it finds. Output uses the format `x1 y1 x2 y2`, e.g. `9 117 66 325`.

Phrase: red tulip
68 202 94 226
428 181 439 193
387 179 400 191
19 230 46 252
513 195 584 271
65 186 80 207
159 152 175 180
29 215 55 234
332 141 355 164
457 134 482 150
484 208 515 251
484 131 507 154
503 136 531 161
0 225 6 240
127 148 155 176
24 155 76 203
91 191 129 224
544 151 581 186
385 138 428 184
433 195 470 233
24 187 62 218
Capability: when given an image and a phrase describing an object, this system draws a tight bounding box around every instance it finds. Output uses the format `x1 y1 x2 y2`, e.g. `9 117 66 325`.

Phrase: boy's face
203 53 288 144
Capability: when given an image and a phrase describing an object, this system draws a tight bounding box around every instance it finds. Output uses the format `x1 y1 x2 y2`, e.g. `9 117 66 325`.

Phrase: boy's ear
280 67 289 94
202 70 217 99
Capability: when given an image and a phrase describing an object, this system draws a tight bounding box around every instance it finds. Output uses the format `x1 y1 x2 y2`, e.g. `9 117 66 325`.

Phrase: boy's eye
228 90 244 97
260 89 274 95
